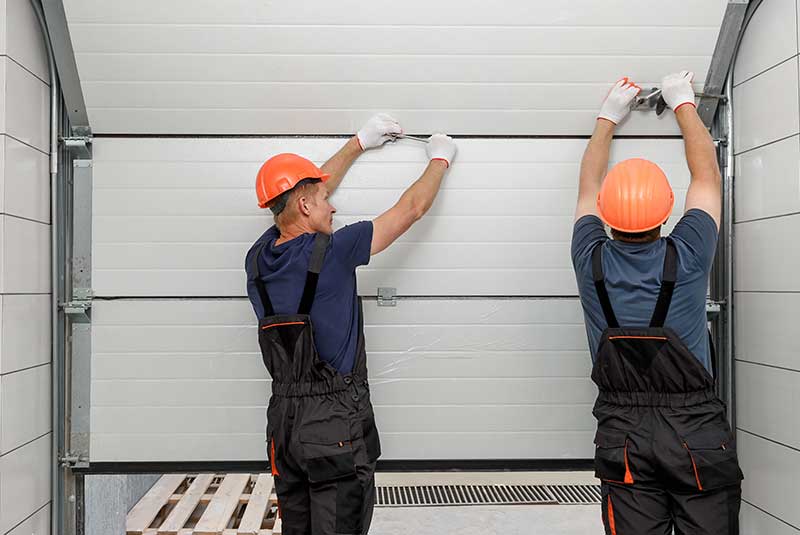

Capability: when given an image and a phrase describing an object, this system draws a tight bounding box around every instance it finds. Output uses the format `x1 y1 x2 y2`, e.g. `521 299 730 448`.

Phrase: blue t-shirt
245 221 373 375
571 209 718 373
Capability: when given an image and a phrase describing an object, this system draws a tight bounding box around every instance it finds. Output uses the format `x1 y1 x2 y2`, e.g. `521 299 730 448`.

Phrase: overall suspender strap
297 233 331 315
249 242 274 317
708 329 718 380
592 243 620 328
649 238 678 328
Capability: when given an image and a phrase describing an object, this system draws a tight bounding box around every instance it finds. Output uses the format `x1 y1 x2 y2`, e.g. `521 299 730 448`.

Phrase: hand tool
388 133 428 143
632 88 726 116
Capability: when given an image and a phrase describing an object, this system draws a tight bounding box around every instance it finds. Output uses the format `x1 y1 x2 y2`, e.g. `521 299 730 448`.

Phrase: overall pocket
299 417 357 483
359 407 382 463
682 427 743 491
594 429 634 484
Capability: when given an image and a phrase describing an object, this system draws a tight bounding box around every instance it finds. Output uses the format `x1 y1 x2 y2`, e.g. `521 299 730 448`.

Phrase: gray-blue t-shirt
245 221 373 375
571 209 718 373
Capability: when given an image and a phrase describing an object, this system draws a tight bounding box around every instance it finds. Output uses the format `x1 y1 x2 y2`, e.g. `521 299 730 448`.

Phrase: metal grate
546 484 602 505
375 484 601 507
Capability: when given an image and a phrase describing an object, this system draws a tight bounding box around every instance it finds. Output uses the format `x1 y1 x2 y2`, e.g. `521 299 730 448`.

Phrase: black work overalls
590 239 743 535
249 233 381 535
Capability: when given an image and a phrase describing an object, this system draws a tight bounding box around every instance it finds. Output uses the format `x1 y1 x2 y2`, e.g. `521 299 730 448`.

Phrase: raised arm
575 78 641 220
370 135 456 255
321 113 402 194
661 71 722 229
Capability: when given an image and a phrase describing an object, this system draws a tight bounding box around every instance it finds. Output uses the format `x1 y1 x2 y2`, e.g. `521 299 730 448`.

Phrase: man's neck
275 220 314 246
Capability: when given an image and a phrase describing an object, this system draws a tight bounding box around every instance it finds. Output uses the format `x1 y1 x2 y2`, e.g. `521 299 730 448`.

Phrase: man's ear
297 194 311 216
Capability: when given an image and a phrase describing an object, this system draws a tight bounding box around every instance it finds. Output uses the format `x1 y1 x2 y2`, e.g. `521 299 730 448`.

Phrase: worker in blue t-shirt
572 72 743 534
245 113 456 535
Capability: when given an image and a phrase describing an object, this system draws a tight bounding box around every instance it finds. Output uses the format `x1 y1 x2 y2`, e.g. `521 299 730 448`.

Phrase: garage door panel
92 405 593 435
88 109 688 136
73 25 716 57
92 378 594 408
94 352 590 381
91 298 595 461
95 160 691 192
93 214 687 247
92 321 588 356
95 242 572 270
81 80 705 111
90 431 596 463
92 137 690 163
94 187 689 218
65 0 726 26
93 137 690 297
381 432 595 460
94 215 573 244
92 297 585 325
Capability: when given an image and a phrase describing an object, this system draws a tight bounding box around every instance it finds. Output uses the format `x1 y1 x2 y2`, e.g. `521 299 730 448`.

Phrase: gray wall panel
735 361 800 451
738 431 800 529
734 9 800 528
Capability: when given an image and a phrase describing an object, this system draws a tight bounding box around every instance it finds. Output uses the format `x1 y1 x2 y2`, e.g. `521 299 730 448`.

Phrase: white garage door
65 0 727 463
89 137 691 462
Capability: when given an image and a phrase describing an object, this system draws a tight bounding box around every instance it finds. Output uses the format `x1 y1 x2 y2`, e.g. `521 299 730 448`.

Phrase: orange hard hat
597 158 674 233
255 153 330 209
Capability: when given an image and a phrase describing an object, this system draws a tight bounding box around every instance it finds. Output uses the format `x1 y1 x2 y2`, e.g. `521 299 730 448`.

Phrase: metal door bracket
62 136 92 159
378 287 397 307
59 452 90 469
62 289 93 320
706 299 725 319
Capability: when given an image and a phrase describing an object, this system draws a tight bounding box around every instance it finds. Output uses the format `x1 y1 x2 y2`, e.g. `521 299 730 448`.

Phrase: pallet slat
158 473 216 535
194 474 251 535
127 474 187 535
238 474 274 534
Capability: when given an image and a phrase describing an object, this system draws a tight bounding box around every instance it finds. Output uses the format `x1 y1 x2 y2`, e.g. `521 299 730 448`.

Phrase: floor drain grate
546 484 602 505
375 484 601 507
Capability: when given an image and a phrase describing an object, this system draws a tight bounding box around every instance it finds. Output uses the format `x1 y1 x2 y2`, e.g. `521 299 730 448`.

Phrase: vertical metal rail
712 80 735 426
723 54 736 428
29 1 65 534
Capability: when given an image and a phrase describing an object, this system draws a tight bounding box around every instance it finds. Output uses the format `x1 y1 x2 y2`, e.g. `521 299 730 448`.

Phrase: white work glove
426 134 457 168
598 77 641 125
661 70 696 111
356 113 402 150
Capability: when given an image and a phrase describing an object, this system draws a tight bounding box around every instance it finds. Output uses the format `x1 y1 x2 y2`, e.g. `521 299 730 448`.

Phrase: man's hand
425 134 457 168
356 113 403 151
598 77 641 125
661 70 696 112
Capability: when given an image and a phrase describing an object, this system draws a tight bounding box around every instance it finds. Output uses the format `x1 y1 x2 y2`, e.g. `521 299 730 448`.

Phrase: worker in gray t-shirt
572 72 743 534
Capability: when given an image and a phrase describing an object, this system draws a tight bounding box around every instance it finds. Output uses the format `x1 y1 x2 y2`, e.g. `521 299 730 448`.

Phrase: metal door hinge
706 299 725 319
712 137 729 147
62 289 93 320
60 452 90 469
377 287 397 307
62 135 93 159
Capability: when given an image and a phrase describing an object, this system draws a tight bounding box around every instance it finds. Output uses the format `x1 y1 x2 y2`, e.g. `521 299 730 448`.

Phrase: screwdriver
388 133 428 143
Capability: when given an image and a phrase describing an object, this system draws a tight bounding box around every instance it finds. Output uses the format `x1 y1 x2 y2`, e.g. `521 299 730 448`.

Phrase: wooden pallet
126 474 282 535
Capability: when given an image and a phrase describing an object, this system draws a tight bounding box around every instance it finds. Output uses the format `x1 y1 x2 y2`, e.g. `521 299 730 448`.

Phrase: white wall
89 137 690 462
61 0 727 135
0 0 52 533
733 0 800 533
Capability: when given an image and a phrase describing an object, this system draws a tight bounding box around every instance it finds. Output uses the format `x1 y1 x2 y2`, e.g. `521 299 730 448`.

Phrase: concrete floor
86 471 604 535
370 471 603 535
371 504 602 535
